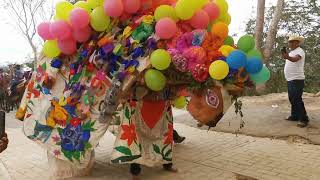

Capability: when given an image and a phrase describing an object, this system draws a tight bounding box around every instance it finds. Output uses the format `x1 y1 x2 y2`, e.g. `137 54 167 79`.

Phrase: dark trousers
130 163 173 175
287 80 309 123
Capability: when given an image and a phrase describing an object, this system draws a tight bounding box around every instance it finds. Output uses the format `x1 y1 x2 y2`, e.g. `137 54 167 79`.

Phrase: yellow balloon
216 12 231 25
43 40 61 58
209 60 229 80
154 5 178 22
174 96 187 109
74 1 92 13
193 0 209 11
214 0 228 14
175 0 195 20
56 1 74 21
219 45 235 57
87 0 104 9
90 6 111 32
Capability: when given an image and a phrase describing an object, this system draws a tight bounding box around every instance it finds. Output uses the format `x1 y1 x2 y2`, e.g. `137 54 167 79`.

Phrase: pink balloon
203 2 220 21
104 0 124 17
123 0 140 14
70 8 90 29
72 26 92 42
58 38 77 55
50 20 72 40
190 10 209 29
155 17 177 39
37 22 54 40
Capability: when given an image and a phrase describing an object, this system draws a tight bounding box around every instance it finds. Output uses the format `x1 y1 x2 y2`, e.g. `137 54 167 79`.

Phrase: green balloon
249 65 270 85
90 6 110 32
237 35 255 53
150 49 171 70
224 36 234 46
144 69 167 91
247 49 263 59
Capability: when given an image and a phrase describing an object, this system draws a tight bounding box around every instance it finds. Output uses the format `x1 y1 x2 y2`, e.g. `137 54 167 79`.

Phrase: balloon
37 22 54 40
104 0 124 17
191 0 209 11
70 8 90 29
87 0 104 9
174 96 187 109
190 10 210 29
203 2 220 21
58 38 77 55
219 45 235 57
72 26 91 42
249 65 270 84
42 40 61 58
154 5 178 21
209 60 229 80
90 7 111 32
220 13 231 25
123 0 141 14
155 18 177 39
247 49 263 59
237 35 255 52
245 57 263 74
211 22 228 39
214 0 228 14
150 49 172 70
175 0 195 20
144 69 167 91
226 50 247 69
56 1 74 21
74 1 92 13
224 36 234 46
50 20 71 40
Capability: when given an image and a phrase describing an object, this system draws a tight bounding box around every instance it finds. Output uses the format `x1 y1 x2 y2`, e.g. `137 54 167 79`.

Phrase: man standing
282 35 309 128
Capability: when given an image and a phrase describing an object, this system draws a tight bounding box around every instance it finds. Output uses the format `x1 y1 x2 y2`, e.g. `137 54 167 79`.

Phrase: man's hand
0 133 8 153
282 53 302 62
282 52 290 60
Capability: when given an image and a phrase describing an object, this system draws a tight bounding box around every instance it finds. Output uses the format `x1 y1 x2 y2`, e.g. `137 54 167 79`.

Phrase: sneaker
286 116 298 121
297 121 308 128
174 136 186 144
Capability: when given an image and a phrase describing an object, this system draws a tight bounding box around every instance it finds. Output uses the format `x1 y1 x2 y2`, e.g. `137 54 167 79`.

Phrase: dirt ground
175 92 320 145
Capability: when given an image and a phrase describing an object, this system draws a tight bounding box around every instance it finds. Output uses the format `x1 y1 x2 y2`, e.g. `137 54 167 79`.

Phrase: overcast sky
0 0 276 65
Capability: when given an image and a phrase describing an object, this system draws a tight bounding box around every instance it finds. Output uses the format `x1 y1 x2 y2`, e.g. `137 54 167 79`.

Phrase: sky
0 0 272 65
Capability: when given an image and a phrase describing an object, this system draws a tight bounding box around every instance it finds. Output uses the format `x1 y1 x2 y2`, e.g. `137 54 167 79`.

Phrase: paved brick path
1 123 320 180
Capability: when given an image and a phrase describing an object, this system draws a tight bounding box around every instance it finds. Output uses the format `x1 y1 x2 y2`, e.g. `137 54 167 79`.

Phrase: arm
0 133 8 153
282 53 302 62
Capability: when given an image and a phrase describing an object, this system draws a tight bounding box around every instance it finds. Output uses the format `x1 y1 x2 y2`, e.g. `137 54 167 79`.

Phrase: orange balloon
211 22 229 40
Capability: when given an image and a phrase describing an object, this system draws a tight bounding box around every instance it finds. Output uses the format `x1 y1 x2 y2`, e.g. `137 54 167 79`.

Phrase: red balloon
37 22 54 40
70 8 90 29
190 10 210 29
123 0 141 14
104 0 124 17
155 17 177 39
50 20 72 40
203 2 220 21
58 38 77 55
72 26 92 42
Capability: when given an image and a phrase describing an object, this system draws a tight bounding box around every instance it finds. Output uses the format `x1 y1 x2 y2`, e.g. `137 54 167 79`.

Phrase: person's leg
173 129 185 144
287 81 298 120
163 163 178 172
295 80 309 127
130 163 141 179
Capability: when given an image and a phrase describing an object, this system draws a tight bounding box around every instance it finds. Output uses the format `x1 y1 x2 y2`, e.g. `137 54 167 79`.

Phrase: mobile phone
281 47 287 53
0 110 5 138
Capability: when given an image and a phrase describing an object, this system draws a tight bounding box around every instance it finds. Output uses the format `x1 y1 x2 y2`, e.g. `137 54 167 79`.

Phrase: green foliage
245 0 320 93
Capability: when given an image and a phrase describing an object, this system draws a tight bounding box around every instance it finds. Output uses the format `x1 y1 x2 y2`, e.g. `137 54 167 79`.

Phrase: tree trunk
263 0 285 65
255 0 266 52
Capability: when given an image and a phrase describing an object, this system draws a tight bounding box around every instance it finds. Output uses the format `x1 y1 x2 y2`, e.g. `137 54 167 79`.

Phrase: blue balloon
226 50 247 69
245 57 263 74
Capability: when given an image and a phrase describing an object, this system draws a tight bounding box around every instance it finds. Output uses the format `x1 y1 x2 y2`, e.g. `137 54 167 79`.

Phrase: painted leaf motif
62 150 73 162
56 142 62 146
73 151 81 162
153 144 161 154
125 107 130 119
57 127 63 135
161 144 169 154
115 146 132 156
41 62 47 71
85 142 92 150
164 149 172 158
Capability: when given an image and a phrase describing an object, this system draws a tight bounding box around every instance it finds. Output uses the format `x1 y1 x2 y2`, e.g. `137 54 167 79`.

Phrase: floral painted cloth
17 55 113 171
111 100 173 167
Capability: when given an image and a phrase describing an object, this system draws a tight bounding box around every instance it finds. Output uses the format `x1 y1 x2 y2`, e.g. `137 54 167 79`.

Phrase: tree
2 0 53 68
255 0 266 52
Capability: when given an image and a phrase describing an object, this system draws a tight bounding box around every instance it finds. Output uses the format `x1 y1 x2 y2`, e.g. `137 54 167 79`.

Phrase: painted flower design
70 118 81 127
60 124 90 152
120 124 137 146
35 66 47 82
192 64 209 82
163 123 173 145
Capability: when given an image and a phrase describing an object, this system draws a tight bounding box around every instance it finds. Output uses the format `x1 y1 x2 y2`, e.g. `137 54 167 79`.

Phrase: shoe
297 121 308 128
286 116 298 121
174 136 186 144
